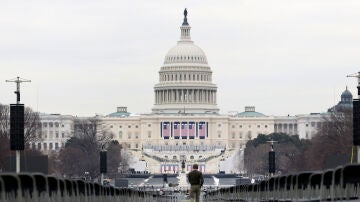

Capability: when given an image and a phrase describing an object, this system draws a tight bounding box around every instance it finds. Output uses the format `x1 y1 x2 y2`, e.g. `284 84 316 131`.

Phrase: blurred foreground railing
0 173 169 201
204 164 360 201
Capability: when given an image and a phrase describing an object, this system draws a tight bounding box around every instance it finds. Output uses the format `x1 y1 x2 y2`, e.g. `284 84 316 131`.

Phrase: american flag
199 122 206 138
163 122 170 137
189 122 195 137
181 122 188 137
174 122 180 137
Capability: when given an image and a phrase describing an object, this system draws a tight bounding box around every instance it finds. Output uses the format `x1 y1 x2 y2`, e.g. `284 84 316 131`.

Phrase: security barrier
204 164 360 201
0 173 164 201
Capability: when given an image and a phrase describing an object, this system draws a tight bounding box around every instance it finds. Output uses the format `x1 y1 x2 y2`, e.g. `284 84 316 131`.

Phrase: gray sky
0 0 359 116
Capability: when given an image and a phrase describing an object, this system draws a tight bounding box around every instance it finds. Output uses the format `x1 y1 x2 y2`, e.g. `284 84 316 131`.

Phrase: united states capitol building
35 10 353 174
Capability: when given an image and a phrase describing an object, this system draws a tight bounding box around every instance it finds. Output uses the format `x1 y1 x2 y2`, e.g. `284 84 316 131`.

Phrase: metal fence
204 164 360 201
0 173 169 201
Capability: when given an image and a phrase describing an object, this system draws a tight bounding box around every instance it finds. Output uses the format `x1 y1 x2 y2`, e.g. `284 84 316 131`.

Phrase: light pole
267 140 277 176
347 72 360 163
6 76 31 173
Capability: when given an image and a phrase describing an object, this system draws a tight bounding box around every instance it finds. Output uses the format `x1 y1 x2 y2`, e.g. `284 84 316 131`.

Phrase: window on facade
62 132 65 138
135 144 138 149
317 122 321 128
32 143 35 149
165 155 168 159
218 124 221 127
110 125 113 128
148 131 151 138
119 131 123 139
43 122 47 127
128 132 131 139
218 132 221 138
257 125 260 128
173 156 177 160
135 125 138 128
311 122 315 127
55 131 59 138
128 125 131 128
49 143 53 150
232 132 235 139
239 125 242 128
119 125 122 128
190 156 194 160
38 143 41 150
306 124 309 127
49 122 53 128
135 133 139 139
239 132 243 139
44 143 47 150
61 124 64 127
265 125 268 128
55 143 59 150
148 124 151 127
247 131 252 140
49 131 53 138
55 122 59 127
232 125 235 128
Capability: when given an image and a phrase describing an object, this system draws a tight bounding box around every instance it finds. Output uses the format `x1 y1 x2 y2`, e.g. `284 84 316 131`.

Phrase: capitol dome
152 9 219 114
164 43 208 65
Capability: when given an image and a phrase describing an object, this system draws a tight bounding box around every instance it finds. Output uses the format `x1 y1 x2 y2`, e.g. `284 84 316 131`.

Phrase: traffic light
10 104 24 150
269 151 275 174
100 151 107 174
353 99 360 145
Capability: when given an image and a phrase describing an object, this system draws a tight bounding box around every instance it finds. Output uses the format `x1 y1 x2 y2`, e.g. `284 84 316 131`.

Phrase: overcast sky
0 0 359 116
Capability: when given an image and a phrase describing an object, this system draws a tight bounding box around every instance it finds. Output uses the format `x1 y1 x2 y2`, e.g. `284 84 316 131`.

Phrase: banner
174 122 180 139
163 122 170 139
181 122 188 139
199 121 206 139
189 122 195 139
199 165 206 173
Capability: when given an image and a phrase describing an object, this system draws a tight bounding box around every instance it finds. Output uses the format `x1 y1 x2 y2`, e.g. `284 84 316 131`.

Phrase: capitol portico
34 9 351 174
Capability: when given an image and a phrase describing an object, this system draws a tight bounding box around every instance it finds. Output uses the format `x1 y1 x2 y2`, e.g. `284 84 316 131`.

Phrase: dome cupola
341 86 352 104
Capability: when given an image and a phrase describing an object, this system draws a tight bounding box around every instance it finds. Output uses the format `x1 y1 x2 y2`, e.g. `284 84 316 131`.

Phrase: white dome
164 42 208 64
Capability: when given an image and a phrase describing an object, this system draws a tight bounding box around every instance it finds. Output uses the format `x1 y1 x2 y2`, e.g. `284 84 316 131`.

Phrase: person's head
192 164 199 170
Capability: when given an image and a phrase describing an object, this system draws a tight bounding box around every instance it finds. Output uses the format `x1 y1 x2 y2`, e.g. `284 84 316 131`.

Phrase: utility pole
347 72 360 163
6 76 31 173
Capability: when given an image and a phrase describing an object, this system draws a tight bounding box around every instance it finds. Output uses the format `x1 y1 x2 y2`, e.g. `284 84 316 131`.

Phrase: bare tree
0 104 10 138
0 103 42 145
244 133 307 175
0 104 43 170
300 108 352 171
24 107 42 144
55 117 126 179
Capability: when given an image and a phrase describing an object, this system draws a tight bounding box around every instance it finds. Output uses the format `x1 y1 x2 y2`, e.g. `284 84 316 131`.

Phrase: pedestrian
187 164 204 202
